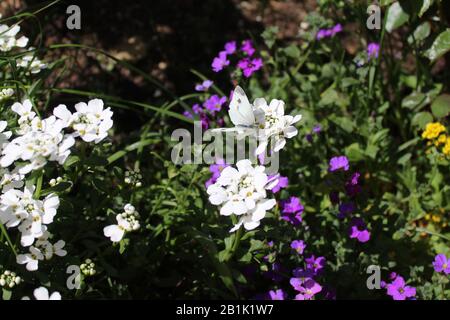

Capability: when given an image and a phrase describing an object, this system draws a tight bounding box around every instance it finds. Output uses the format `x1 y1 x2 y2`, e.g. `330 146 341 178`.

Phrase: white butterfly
213 86 302 155
212 86 257 138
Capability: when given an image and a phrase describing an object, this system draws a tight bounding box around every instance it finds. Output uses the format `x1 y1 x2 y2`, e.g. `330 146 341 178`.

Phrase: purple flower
268 175 288 193
195 80 213 92
237 57 263 78
291 240 306 254
349 218 370 243
345 172 362 197
183 111 193 119
293 279 322 300
331 24 343 36
433 254 450 274
241 39 255 56
212 51 230 72
224 41 237 55
268 289 285 300
203 95 227 114
386 276 416 300
192 103 202 114
316 29 328 40
329 156 349 172
312 124 322 134
305 255 326 275
282 196 303 213
316 24 342 40
367 42 380 59
281 197 304 226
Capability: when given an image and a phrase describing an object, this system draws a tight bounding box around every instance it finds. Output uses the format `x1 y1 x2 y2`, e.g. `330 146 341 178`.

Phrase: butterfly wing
228 86 255 127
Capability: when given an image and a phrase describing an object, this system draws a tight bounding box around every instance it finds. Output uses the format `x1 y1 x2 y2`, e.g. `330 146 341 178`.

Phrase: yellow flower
434 134 447 146
432 215 441 223
422 122 446 140
443 137 450 156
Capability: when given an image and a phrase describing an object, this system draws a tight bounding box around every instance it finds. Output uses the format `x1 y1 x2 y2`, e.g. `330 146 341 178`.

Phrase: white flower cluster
0 14 28 52
54 99 114 144
253 98 302 155
0 185 58 246
17 231 67 271
207 159 277 232
0 15 47 75
208 87 301 232
0 270 22 288
0 98 113 174
22 286 61 300
0 98 112 272
1 100 75 174
104 204 140 243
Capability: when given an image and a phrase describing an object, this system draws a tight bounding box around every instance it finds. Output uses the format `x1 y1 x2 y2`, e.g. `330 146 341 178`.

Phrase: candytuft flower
104 204 140 243
207 159 277 232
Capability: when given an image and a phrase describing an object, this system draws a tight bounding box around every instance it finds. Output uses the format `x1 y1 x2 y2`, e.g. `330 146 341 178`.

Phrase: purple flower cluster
281 196 304 226
183 90 227 129
316 24 343 40
264 239 326 300
328 156 369 243
211 39 263 78
289 255 326 300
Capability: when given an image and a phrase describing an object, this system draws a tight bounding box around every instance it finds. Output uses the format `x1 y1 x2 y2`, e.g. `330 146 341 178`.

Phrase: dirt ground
2 0 317 98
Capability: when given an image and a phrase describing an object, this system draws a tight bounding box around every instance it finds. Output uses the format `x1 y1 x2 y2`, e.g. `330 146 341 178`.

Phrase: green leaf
2 289 12 300
261 26 279 49
411 112 433 129
329 116 355 133
401 92 427 110
284 45 300 58
425 29 450 62
385 2 409 33
431 94 450 118
345 143 366 161
408 22 431 44
419 0 434 17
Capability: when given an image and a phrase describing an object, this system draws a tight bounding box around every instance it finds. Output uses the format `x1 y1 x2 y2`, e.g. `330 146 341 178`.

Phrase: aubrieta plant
0 0 450 300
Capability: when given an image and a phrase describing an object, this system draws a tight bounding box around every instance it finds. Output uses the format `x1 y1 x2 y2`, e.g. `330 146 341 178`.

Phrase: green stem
225 226 243 262
33 170 44 199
